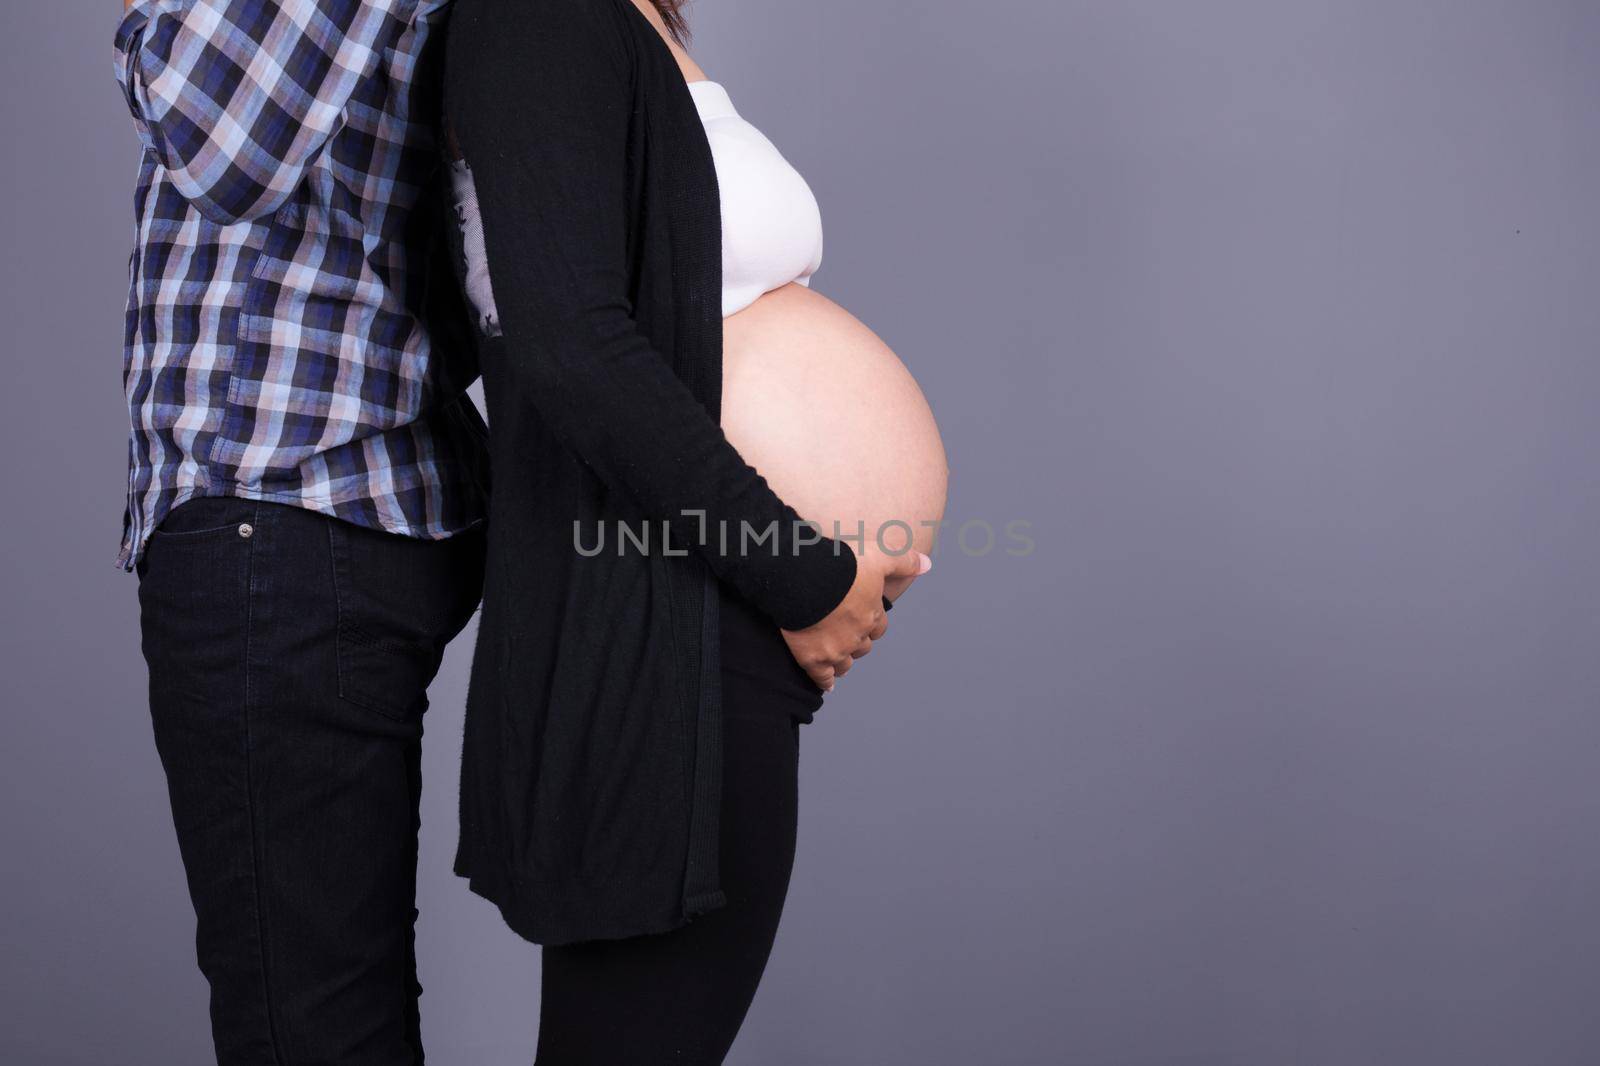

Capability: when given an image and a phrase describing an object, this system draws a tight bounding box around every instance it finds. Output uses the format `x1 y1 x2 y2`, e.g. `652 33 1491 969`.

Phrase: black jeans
138 497 484 1065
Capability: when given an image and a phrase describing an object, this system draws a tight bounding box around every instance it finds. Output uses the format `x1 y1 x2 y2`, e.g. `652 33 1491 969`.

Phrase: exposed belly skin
720 283 948 560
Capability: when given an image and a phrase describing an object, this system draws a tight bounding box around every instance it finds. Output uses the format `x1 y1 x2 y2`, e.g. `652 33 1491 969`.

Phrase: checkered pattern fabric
113 0 485 569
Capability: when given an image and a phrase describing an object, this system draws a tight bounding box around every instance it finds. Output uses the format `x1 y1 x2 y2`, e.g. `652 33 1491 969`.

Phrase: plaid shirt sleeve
114 0 410 226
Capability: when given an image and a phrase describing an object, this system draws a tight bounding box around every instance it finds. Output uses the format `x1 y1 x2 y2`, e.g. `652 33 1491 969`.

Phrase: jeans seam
241 501 286 1064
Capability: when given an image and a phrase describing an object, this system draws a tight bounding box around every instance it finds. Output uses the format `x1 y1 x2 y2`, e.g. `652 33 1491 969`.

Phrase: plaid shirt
113 0 487 570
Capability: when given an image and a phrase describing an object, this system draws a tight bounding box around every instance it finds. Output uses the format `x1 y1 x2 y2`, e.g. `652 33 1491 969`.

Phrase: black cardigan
443 0 857 944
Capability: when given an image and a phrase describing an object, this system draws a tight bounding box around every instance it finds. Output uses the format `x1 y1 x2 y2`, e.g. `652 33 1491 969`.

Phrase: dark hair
651 0 690 43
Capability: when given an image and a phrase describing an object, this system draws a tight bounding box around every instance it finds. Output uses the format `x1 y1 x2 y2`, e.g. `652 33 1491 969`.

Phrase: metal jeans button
238 523 254 540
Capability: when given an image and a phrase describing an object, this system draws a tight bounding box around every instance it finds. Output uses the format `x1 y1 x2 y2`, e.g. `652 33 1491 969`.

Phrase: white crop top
687 80 824 318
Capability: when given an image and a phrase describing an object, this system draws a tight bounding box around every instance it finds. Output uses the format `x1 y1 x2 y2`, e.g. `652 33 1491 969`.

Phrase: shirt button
238 523 254 540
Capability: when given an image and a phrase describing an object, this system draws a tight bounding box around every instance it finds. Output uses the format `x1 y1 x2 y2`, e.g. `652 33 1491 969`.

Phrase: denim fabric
138 497 484 1064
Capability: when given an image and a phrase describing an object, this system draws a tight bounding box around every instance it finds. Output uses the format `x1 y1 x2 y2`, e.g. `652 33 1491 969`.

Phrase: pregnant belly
720 284 948 559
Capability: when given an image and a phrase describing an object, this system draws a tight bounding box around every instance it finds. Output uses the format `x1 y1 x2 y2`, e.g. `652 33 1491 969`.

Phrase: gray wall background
4 1 1600 1063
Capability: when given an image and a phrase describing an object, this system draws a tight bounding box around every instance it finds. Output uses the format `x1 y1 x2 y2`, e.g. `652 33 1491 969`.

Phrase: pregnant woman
444 0 947 1061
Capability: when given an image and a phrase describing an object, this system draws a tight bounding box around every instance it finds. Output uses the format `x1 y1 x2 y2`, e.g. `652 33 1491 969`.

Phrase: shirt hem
119 480 488 572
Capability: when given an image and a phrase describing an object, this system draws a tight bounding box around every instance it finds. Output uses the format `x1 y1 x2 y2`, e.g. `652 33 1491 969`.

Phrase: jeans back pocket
326 519 484 722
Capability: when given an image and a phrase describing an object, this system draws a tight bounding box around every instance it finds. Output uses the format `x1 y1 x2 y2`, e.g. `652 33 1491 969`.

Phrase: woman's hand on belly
720 284 948 688
781 542 931 692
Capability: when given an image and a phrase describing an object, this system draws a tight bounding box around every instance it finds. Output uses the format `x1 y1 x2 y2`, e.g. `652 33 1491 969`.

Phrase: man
114 1 487 1061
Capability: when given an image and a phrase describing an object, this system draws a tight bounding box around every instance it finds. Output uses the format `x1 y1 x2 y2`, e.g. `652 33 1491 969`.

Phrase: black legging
534 582 825 1065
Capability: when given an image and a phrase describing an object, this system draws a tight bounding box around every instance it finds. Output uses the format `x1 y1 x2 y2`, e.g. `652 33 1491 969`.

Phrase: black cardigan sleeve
445 0 856 632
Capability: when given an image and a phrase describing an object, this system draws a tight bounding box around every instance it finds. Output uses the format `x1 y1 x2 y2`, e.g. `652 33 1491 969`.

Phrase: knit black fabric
444 0 857 945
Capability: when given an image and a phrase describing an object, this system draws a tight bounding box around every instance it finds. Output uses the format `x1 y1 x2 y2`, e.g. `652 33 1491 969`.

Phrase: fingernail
917 552 933 574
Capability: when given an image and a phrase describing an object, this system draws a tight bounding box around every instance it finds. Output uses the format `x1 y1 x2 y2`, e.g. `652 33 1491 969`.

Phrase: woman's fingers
797 612 889 693
782 549 936 693
880 550 931 608
807 664 835 692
